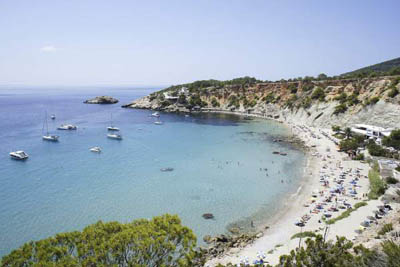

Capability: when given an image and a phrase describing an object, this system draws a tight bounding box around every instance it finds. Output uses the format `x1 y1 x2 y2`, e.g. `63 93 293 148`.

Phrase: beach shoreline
196 109 372 266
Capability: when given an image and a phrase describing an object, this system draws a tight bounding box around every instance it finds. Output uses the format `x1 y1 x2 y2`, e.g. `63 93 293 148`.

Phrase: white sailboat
107 113 119 131
107 133 122 140
42 112 59 142
90 146 102 153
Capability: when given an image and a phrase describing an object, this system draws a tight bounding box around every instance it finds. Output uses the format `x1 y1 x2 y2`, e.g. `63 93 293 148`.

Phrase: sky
0 0 399 87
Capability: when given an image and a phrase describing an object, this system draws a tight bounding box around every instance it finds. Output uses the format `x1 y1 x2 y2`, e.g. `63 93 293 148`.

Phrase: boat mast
45 111 49 135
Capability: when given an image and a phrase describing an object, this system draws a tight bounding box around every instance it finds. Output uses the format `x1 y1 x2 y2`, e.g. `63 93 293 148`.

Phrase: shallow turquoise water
0 87 305 256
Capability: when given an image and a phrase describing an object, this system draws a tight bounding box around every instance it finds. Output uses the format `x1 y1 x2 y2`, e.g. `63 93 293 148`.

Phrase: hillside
123 76 400 128
341 57 400 78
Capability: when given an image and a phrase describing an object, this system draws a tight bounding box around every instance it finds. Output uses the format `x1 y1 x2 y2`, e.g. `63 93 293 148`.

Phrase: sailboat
107 113 120 131
107 133 122 140
154 117 163 125
42 112 59 142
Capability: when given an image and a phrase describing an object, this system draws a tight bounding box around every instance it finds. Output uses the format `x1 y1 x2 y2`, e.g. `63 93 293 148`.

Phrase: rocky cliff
123 76 400 128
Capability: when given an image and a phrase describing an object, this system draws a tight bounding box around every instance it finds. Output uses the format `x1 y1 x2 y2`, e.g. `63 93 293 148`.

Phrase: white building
163 92 178 100
180 87 189 95
351 124 393 144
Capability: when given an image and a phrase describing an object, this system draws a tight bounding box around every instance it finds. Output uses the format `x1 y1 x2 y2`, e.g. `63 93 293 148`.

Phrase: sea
0 86 305 257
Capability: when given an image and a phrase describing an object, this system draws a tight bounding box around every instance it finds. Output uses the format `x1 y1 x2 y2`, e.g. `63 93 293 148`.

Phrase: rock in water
202 213 214 219
84 96 118 104
160 167 174 172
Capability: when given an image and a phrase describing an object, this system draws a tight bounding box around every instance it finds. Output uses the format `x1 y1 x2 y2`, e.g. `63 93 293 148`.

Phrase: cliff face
123 76 400 128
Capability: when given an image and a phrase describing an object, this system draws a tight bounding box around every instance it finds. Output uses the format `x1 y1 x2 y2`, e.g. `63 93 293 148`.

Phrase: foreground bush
1 214 196 267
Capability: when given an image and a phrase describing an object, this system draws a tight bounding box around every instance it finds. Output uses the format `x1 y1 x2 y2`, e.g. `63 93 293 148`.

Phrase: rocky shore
84 96 118 104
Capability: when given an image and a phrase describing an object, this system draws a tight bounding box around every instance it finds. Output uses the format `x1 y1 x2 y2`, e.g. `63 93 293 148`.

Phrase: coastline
201 109 372 266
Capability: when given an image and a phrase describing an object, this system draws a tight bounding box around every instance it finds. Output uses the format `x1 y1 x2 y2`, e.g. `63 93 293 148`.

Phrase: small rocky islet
84 96 119 104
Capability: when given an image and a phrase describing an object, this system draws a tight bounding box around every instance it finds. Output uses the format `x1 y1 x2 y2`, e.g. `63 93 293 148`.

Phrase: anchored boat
10 151 29 160
42 112 59 141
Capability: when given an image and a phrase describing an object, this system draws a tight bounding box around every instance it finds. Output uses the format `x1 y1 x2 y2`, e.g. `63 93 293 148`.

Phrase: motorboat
50 114 56 120
154 121 163 125
10 151 29 160
107 113 120 131
90 146 102 153
57 124 77 130
151 112 160 117
107 133 122 140
42 111 59 142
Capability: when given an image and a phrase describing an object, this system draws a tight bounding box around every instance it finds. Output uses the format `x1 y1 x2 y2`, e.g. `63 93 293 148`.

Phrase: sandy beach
206 116 390 266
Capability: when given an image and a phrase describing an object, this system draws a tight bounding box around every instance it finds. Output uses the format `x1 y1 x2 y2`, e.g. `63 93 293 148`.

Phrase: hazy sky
0 0 399 86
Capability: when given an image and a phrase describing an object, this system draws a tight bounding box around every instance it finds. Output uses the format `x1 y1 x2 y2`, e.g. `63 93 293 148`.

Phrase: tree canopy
1 214 197 267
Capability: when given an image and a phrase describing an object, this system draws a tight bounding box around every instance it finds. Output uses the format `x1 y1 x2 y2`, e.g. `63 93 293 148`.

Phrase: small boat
107 133 122 140
10 151 29 160
42 112 59 142
107 113 120 131
151 112 160 117
107 126 120 131
50 114 56 120
90 146 102 153
57 124 77 130
42 135 59 141
154 121 163 125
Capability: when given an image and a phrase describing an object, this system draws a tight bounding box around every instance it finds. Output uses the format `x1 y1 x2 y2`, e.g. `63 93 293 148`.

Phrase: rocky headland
122 76 400 129
84 96 118 104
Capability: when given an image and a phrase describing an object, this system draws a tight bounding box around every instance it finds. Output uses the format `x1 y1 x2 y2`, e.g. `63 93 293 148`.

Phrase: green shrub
388 87 399 98
288 83 298 94
177 94 187 104
366 96 380 105
291 231 316 240
334 92 348 104
333 103 348 115
382 240 400 267
378 223 393 235
326 202 367 224
262 93 275 104
0 214 197 266
311 87 325 101
368 166 386 200
347 93 360 106
367 141 387 157
211 97 220 107
339 139 359 152
228 95 240 108
332 125 341 132
354 153 365 160
301 97 312 109
386 176 398 184
302 82 314 92
382 129 400 150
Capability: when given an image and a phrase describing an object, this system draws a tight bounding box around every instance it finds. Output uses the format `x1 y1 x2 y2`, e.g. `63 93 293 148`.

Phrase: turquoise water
0 87 305 256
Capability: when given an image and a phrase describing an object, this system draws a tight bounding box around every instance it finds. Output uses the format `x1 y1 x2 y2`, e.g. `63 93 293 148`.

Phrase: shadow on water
135 111 258 127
